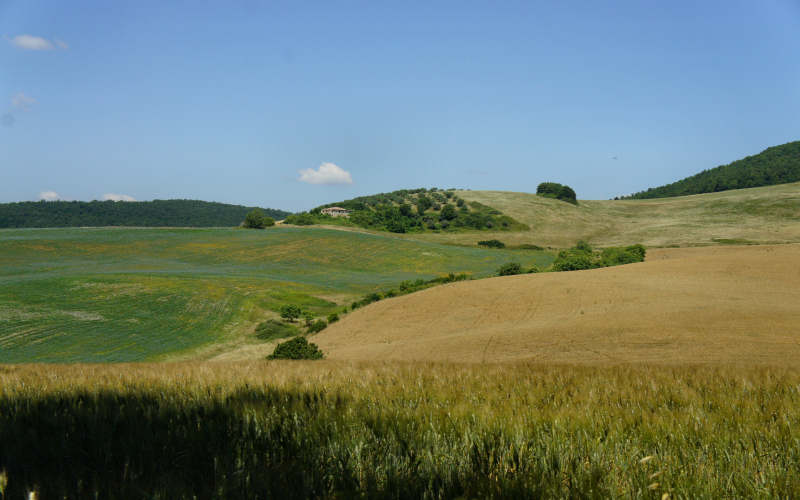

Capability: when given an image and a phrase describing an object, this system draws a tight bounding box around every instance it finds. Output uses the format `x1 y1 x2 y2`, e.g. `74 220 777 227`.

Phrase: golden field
315 244 800 364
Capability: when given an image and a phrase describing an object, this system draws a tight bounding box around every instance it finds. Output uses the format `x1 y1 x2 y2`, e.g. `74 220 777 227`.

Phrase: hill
623 140 800 199
314 244 800 364
0 226 551 362
394 182 800 248
285 188 527 233
0 199 290 228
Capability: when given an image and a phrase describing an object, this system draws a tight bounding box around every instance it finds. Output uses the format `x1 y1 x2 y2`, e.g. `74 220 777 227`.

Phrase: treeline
286 188 526 233
622 140 800 199
0 200 290 228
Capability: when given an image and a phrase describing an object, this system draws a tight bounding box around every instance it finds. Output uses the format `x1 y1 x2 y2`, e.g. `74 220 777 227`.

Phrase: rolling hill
0 199 290 228
0 226 551 362
392 181 800 248
314 243 800 364
623 140 800 199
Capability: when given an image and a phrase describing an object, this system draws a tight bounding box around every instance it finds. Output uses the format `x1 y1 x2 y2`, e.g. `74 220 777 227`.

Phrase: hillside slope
399 182 800 248
0 199 290 228
624 140 800 199
314 244 800 365
0 226 550 362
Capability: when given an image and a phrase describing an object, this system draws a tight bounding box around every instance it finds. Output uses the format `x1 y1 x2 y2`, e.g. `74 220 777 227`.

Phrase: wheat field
315 244 800 364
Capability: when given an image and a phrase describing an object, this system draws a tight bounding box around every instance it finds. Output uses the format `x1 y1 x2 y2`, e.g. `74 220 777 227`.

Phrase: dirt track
314 245 800 364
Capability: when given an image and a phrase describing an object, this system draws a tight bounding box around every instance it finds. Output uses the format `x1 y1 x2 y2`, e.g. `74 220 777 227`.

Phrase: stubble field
316 244 800 364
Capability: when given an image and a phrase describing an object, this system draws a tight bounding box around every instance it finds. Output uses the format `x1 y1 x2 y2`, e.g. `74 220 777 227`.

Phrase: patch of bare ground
314 244 800 364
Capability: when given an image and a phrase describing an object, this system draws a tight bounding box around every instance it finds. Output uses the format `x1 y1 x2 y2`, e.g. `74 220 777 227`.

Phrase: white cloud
38 190 61 201
11 92 36 110
298 162 353 185
9 34 54 50
54 39 69 49
101 193 136 202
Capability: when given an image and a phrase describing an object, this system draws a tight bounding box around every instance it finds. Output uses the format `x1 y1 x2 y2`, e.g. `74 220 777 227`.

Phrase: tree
243 209 268 229
279 304 302 322
440 204 457 221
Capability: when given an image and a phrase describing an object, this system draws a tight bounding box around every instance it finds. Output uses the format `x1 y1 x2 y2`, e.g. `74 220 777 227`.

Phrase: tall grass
0 362 798 498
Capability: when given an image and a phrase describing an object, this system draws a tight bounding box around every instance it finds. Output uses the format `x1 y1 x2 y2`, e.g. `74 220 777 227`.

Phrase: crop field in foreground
0 227 552 362
316 244 800 364
0 362 798 498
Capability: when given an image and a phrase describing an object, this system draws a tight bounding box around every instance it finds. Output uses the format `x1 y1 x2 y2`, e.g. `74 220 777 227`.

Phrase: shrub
536 182 578 204
497 262 523 276
575 240 593 253
284 213 315 225
267 336 324 360
477 239 505 248
307 320 327 334
327 312 339 323
254 319 299 341
439 204 457 221
599 244 647 267
528 265 542 273
279 304 302 322
551 249 597 271
625 244 646 261
518 244 544 250
243 209 270 229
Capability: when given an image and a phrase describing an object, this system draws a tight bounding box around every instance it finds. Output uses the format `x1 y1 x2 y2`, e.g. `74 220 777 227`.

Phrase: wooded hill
623 140 800 199
285 188 527 233
0 199 290 228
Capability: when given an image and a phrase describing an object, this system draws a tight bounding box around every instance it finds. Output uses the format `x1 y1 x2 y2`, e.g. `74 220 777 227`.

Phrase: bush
497 262 523 276
439 204 457 221
279 304 302 322
267 336 324 360
551 249 598 271
284 213 315 225
307 320 327 334
243 209 272 229
575 240 593 253
327 312 339 323
599 244 647 267
536 182 578 205
528 265 542 273
478 239 505 248
254 319 299 341
518 244 544 250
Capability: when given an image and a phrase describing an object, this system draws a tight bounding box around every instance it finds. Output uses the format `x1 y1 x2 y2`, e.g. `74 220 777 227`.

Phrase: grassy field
0 362 798 498
0 227 552 363
383 182 800 248
316 244 800 363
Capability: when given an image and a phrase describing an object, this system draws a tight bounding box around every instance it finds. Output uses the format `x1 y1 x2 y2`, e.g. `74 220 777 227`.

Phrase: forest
0 199 290 228
622 140 800 199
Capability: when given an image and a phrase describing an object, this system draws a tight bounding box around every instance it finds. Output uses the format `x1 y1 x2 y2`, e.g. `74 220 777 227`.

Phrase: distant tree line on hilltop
285 188 527 233
620 140 800 199
0 200 290 228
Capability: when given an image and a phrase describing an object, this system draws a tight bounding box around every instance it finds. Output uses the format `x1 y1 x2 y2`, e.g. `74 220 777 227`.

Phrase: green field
0 227 552 363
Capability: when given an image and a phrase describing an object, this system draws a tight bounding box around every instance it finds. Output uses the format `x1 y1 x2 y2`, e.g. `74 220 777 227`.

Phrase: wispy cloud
38 191 61 201
54 39 68 49
298 162 353 185
101 193 136 202
8 34 55 50
11 92 36 111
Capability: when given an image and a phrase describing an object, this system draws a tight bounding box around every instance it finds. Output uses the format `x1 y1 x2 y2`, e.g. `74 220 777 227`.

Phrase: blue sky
1 1 799 211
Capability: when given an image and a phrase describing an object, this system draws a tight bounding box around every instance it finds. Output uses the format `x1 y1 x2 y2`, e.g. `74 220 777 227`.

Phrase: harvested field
315 244 800 364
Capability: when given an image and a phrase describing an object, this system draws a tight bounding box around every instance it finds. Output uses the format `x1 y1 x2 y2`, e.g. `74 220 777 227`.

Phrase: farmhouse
321 206 350 218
